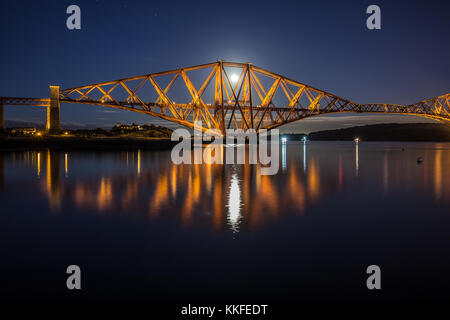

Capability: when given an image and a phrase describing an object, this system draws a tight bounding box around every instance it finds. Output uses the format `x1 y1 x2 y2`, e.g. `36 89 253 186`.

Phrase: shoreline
0 136 179 151
284 123 450 142
1 135 449 153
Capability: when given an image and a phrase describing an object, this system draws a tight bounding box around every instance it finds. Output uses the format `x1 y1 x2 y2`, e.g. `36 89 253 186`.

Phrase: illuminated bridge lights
0 61 449 133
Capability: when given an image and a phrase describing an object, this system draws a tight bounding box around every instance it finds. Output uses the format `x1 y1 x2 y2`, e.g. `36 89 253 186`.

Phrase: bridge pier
0 101 4 130
47 86 60 133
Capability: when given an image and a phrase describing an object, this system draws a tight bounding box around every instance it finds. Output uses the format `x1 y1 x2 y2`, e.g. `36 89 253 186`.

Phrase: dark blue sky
1 0 449 128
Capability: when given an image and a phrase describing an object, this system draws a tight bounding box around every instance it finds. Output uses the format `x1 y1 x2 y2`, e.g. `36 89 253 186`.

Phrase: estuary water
0 142 449 300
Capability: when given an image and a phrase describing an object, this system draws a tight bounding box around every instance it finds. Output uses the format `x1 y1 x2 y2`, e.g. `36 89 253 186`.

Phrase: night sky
0 0 449 130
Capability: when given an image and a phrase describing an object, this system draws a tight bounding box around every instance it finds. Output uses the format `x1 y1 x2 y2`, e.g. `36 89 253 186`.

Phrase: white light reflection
282 142 287 172
227 173 242 233
303 142 307 173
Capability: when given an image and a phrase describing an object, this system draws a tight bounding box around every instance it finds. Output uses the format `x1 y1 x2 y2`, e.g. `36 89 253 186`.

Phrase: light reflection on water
1 141 450 299
227 173 242 232
0 142 449 231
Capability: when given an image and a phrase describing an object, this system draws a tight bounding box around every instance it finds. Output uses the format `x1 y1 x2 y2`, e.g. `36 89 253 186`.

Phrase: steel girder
2 61 449 132
0 97 50 107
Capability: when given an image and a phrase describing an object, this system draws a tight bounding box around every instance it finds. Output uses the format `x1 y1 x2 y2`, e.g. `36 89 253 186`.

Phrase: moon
230 74 239 83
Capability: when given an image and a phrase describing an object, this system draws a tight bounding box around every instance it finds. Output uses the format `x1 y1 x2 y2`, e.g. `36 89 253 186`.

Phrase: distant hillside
305 123 450 141
4 120 92 129
5 120 45 129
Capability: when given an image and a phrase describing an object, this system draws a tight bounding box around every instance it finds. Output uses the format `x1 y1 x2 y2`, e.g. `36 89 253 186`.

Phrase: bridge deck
1 61 449 131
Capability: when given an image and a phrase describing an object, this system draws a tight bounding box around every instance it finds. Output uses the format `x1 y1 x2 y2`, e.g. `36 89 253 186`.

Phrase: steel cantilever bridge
0 61 449 133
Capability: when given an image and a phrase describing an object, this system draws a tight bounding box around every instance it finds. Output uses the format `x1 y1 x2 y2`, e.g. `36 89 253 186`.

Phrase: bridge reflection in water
0 142 449 232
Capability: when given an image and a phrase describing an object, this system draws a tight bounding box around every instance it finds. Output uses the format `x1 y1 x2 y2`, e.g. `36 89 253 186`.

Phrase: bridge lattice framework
0 61 449 133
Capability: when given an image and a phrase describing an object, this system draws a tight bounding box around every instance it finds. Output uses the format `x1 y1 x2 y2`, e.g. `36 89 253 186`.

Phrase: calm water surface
1 142 449 299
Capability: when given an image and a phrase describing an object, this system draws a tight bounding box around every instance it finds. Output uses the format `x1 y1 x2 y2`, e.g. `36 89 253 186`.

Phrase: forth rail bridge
0 61 449 134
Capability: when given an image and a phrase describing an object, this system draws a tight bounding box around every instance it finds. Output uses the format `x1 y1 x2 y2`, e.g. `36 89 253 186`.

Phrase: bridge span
0 61 449 133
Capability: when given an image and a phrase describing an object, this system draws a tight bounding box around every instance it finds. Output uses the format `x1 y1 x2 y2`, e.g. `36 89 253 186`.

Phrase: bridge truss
1 61 449 133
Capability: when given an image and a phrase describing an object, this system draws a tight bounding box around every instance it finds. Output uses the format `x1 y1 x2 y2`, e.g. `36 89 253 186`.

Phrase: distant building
112 123 143 131
10 127 37 135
